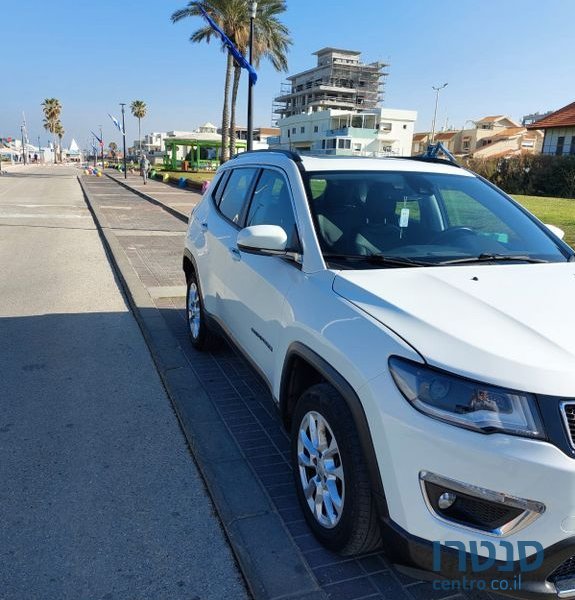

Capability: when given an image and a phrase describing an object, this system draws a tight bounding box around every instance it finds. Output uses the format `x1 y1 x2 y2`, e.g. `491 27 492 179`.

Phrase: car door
201 166 259 326
225 168 303 384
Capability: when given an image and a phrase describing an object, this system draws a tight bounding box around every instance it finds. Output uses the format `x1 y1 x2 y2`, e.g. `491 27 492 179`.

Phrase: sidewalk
105 170 201 220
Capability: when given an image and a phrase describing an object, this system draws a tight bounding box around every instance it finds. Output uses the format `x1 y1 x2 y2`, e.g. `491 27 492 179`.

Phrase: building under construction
273 48 388 122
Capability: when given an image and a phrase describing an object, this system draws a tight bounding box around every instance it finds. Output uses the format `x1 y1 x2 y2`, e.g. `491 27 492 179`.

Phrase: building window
300 127 305 134
570 136 575 155
337 139 351 149
556 136 565 155
381 122 392 132
403 124 407 129
463 138 470 151
314 125 319 133
292 127 296 134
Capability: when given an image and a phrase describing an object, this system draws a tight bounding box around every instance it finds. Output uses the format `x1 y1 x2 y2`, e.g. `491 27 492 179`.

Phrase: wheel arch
183 247 196 281
280 342 388 515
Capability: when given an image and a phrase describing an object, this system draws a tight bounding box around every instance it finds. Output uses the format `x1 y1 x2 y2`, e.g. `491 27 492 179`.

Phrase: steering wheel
431 226 476 245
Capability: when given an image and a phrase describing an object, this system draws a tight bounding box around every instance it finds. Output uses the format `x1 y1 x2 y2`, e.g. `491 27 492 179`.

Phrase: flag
91 131 103 147
108 113 125 136
198 6 257 85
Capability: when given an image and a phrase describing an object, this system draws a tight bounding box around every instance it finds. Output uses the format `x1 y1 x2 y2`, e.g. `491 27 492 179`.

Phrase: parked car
183 150 575 598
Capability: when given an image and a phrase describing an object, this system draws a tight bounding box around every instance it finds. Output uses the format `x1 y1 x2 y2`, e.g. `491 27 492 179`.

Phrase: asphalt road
0 166 248 600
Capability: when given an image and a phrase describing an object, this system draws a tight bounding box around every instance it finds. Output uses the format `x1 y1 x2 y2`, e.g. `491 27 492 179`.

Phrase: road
0 166 248 600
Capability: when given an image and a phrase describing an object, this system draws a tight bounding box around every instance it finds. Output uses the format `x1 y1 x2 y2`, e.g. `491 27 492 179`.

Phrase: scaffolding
272 49 388 124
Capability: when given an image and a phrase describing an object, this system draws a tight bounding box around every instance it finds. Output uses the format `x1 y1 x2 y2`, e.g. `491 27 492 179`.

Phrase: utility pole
120 103 127 179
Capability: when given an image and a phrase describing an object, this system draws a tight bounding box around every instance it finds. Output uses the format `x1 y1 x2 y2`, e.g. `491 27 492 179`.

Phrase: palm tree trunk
220 52 233 163
138 117 142 155
52 126 57 165
230 63 242 157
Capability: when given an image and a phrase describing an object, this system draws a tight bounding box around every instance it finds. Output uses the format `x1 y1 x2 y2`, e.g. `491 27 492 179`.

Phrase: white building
271 107 417 157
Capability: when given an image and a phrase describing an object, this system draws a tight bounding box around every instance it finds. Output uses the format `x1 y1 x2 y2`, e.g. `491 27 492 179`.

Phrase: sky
1 0 574 151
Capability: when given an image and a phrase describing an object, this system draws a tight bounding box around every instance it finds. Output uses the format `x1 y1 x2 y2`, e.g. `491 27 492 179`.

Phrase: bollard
178 177 187 188
201 180 210 194
163 173 170 183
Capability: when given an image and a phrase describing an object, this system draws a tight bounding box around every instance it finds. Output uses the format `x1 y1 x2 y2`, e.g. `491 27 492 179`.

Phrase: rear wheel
291 383 382 555
185 270 219 350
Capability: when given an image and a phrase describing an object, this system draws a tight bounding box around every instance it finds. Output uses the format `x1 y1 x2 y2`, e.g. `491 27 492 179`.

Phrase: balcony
325 127 378 139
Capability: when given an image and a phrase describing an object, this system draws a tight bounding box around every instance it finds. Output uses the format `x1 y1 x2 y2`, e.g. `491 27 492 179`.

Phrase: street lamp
247 0 257 152
120 103 127 179
430 82 448 144
20 124 27 165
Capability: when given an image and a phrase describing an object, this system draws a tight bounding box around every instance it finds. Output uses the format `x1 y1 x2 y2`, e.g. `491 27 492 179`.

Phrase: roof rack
417 142 460 166
231 149 302 162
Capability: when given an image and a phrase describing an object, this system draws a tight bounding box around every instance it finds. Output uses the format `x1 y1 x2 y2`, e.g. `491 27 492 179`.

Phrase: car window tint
218 168 258 224
246 170 298 247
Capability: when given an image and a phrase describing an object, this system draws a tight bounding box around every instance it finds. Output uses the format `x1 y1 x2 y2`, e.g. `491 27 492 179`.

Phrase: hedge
460 155 575 198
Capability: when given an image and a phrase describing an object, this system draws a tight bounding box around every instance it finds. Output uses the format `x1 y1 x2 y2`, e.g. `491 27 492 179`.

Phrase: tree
227 0 290 156
42 98 61 164
54 121 65 163
130 100 147 155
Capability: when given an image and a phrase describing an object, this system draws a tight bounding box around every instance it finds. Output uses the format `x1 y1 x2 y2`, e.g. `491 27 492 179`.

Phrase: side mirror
544 224 565 240
237 225 288 254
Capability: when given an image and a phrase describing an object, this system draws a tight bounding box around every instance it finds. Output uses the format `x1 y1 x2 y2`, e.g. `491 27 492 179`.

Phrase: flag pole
120 103 127 179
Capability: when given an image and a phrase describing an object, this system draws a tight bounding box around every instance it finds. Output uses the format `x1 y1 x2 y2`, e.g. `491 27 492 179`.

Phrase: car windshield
304 170 571 268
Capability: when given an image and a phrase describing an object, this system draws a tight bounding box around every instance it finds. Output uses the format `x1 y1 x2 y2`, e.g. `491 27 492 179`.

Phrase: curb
77 175 326 600
103 171 189 223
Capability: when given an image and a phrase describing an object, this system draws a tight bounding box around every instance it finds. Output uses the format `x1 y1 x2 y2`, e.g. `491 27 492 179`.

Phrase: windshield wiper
323 253 433 267
438 253 549 265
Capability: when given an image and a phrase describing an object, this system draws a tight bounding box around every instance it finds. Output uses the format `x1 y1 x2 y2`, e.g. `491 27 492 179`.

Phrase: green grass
512 195 575 249
158 170 215 184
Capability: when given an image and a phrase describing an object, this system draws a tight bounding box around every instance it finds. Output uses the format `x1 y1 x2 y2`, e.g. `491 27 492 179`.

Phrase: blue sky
2 0 574 150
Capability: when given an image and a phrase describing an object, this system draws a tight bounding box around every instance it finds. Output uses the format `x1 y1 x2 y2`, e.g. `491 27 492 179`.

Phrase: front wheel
291 383 382 555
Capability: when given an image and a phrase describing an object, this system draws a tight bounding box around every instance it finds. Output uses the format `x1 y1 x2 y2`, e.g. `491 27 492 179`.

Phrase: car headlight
388 357 545 439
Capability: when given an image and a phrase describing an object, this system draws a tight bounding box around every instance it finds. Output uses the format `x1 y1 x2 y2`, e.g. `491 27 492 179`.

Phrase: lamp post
100 125 104 169
37 135 40 163
120 103 127 179
430 82 448 145
247 0 257 152
20 124 27 165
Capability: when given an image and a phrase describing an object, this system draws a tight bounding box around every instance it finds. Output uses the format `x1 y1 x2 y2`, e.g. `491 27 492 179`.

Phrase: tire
291 383 382 555
185 270 220 350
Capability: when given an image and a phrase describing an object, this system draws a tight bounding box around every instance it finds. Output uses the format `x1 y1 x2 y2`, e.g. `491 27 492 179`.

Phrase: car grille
549 555 575 583
561 402 575 450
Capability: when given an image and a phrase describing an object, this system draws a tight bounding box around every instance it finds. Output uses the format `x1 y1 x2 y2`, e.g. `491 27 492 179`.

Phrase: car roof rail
231 149 302 163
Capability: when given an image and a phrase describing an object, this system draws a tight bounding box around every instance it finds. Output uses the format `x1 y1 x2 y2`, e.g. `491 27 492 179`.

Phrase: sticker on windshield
399 208 410 228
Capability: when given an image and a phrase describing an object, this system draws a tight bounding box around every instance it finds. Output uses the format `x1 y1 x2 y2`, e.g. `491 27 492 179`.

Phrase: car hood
333 263 575 396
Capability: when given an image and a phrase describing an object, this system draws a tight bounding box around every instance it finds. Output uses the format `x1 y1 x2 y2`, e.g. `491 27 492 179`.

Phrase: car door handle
229 247 241 261
200 221 208 231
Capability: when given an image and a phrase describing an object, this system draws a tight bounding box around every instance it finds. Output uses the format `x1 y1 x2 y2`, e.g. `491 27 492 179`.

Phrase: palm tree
108 141 118 160
42 98 62 164
228 0 290 156
130 100 147 155
54 121 65 163
172 0 242 162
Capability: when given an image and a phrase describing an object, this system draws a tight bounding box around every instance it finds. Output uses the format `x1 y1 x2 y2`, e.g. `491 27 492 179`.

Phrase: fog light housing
420 471 545 537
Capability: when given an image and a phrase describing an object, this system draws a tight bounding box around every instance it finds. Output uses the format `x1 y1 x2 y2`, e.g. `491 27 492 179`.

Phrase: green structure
163 137 247 171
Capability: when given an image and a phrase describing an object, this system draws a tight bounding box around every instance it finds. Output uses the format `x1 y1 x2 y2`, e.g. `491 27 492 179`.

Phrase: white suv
183 150 575 598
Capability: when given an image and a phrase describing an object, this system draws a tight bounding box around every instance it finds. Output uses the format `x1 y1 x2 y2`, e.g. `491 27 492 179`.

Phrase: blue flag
108 113 125 136
91 131 103 146
199 6 257 85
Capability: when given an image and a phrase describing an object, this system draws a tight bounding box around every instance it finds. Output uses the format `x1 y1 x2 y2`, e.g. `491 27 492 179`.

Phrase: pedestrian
140 153 150 185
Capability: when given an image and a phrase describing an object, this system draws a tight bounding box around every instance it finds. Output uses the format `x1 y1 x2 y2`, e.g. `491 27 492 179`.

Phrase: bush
460 154 575 198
